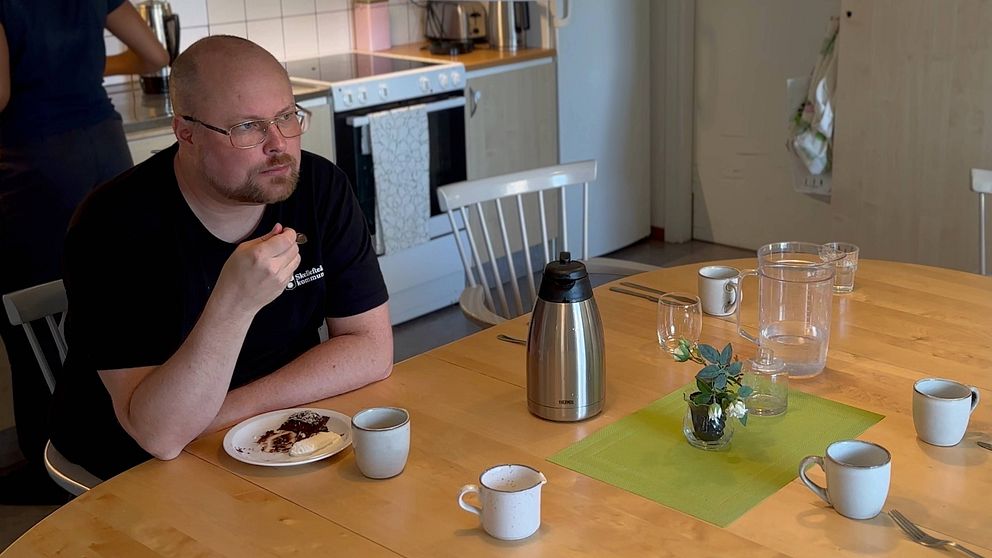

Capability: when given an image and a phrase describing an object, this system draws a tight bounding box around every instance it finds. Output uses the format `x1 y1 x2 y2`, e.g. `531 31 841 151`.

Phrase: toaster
425 1 487 41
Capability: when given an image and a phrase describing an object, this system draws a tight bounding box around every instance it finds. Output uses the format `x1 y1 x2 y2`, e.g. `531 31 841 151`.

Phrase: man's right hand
215 223 301 314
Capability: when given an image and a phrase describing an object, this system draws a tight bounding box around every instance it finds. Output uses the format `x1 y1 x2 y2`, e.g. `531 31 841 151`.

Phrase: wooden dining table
4 259 991 557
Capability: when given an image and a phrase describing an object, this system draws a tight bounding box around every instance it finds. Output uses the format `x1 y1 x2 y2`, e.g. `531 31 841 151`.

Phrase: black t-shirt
0 0 124 146
51 144 388 479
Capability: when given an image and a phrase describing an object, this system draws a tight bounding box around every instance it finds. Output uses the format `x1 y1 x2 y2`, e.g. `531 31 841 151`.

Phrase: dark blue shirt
0 0 125 146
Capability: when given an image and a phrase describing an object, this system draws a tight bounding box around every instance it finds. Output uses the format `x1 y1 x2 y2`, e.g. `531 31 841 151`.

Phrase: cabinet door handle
470 87 482 117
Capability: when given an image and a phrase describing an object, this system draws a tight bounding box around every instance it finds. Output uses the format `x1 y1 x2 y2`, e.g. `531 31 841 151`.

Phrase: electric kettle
527 252 605 422
488 0 531 51
136 0 180 94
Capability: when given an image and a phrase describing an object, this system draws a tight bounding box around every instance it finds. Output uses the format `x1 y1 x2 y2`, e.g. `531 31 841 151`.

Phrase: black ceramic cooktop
285 53 438 83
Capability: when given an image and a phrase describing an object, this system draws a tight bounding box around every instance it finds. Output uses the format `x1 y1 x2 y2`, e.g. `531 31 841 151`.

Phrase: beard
217 153 300 204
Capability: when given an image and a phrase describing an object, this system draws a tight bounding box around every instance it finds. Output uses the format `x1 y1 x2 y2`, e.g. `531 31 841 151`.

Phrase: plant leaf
698 344 721 364
714 374 728 390
738 385 754 398
720 343 733 366
728 361 743 377
738 413 748 426
697 365 722 380
691 392 711 405
697 378 711 394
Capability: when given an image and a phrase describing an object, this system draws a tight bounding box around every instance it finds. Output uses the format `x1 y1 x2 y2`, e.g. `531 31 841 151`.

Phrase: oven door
333 91 467 244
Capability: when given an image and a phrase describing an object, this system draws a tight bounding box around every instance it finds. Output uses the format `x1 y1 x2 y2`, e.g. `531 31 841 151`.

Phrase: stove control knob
357 87 368 104
341 90 353 106
379 84 389 100
450 72 462 87
419 77 431 92
438 73 449 89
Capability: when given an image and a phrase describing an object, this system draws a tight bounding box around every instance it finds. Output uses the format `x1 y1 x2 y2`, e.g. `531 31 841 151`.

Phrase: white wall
692 0 838 249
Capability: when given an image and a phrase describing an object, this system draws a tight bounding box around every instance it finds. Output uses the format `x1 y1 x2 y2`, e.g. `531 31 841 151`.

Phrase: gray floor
0 238 751 551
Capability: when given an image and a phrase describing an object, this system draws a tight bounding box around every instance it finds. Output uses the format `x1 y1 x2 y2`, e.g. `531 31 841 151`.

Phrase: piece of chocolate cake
279 410 330 438
256 411 331 454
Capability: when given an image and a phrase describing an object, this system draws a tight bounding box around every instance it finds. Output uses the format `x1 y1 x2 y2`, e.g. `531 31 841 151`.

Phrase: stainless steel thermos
527 252 605 421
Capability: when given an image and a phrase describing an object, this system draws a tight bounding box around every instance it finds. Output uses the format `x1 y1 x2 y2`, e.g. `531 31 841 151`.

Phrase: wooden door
833 0 992 271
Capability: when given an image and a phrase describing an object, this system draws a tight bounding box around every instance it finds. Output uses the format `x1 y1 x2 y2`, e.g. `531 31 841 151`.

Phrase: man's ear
173 116 194 144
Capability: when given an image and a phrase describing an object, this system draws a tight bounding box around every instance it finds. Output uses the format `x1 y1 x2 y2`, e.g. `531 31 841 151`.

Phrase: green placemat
548 385 884 527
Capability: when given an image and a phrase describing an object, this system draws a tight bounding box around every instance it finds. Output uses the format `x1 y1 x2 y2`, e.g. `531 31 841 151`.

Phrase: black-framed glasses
181 105 311 149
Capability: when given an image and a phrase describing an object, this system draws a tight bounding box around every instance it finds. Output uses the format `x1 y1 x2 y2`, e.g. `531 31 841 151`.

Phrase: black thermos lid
538 251 594 303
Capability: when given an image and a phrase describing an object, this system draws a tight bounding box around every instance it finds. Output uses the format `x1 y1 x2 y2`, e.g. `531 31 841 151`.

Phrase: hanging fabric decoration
788 17 839 185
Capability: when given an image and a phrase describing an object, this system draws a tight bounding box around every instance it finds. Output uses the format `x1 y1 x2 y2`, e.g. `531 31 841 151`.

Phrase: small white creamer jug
458 464 548 540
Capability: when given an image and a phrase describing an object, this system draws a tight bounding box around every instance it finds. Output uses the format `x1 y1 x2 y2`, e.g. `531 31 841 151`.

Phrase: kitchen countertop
376 42 555 71
114 45 552 135
111 78 333 135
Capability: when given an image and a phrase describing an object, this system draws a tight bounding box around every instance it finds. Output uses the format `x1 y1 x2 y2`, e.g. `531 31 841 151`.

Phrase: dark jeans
0 116 132 465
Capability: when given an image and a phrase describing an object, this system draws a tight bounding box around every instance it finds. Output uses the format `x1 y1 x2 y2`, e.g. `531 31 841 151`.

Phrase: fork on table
888 510 986 558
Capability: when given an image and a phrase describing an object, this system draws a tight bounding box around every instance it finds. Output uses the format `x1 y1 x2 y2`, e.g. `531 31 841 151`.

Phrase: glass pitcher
734 242 839 378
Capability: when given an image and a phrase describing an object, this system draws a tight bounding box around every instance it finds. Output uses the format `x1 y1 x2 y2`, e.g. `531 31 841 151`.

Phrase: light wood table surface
4 259 991 557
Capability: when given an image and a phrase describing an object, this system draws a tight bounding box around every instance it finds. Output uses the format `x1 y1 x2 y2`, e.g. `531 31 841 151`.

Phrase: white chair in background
437 160 658 326
971 168 992 275
3 279 102 495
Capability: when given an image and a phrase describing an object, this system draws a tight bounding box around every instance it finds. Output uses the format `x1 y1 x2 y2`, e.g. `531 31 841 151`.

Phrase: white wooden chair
3 280 102 495
437 160 658 326
971 168 992 275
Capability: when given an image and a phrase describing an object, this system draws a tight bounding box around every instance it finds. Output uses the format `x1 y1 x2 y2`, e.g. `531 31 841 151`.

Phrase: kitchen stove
286 53 469 324
286 53 465 111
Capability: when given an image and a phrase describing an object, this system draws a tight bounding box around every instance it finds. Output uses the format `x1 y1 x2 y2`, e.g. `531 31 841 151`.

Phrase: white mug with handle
697 265 740 316
913 378 981 446
799 440 891 520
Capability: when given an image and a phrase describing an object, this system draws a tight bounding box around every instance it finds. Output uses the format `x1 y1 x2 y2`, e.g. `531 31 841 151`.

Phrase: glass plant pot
683 399 734 451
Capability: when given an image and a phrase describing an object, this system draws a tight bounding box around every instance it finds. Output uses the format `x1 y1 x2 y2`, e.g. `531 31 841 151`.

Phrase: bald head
170 35 290 116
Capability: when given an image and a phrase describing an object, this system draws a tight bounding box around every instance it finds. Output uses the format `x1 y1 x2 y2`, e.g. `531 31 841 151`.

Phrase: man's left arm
203 302 393 433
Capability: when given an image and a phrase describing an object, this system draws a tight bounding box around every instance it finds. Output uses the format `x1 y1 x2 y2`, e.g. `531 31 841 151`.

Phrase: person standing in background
0 0 168 501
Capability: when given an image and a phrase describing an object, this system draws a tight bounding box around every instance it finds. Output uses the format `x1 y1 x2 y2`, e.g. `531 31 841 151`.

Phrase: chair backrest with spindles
971 168 992 275
2 279 68 394
437 161 597 321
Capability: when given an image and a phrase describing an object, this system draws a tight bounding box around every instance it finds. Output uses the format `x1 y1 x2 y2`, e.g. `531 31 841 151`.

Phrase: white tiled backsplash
105 0 425 85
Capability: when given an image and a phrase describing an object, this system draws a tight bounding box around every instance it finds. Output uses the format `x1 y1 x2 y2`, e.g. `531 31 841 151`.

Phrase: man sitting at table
50 36 393 479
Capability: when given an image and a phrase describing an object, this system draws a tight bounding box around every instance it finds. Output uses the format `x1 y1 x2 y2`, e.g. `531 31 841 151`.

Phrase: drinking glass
743 347 788 416
823 242 860 293
656 292 702 352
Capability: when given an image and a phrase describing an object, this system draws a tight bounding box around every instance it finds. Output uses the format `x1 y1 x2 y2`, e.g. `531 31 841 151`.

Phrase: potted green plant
672 339 752 450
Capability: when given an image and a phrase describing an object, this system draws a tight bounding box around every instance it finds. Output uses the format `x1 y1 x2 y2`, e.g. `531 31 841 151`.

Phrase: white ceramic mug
458 464 548 541
913 378 981 446
697 265 740 316
799 440 891 520
351 407 410 479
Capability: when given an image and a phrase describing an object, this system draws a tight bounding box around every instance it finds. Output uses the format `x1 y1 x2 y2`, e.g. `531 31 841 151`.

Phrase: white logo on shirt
285 265 324 291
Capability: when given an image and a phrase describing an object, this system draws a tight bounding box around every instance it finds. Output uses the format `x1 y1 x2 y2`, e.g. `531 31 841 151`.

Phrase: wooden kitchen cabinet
298 99 333 162
127 128 176 165
465 60 559 179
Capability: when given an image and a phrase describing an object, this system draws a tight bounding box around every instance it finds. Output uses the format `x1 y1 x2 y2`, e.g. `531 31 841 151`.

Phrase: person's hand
214 223 300 314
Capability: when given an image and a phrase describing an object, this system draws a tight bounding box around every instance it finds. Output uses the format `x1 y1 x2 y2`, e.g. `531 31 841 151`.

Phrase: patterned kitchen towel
548 384 884 527
369 104 430 254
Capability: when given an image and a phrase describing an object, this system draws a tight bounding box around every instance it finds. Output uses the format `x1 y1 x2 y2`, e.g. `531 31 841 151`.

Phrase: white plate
223 407 352 467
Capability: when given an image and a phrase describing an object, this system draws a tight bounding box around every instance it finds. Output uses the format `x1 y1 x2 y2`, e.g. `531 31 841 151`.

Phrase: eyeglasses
181 105 311 149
